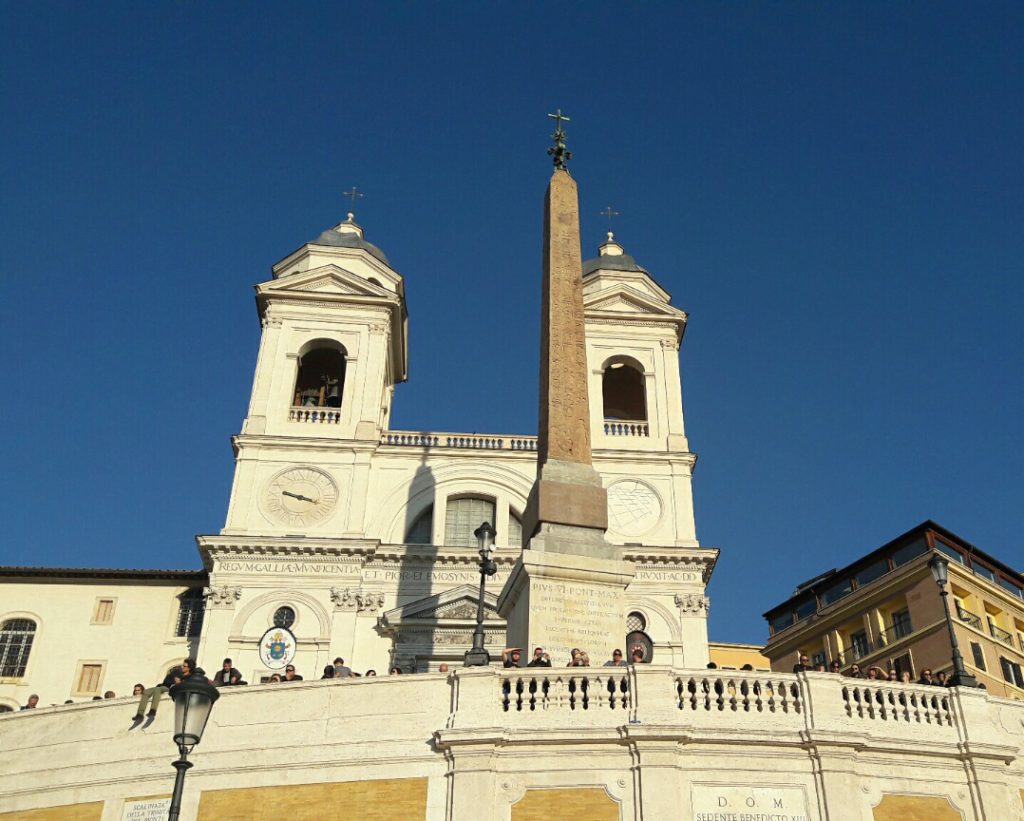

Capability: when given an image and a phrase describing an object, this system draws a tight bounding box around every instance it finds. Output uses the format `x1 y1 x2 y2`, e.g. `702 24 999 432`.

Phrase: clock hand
281 490 315 503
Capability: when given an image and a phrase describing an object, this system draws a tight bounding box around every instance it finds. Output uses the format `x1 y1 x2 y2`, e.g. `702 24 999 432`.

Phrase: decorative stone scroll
331 587 385 613
205 585 242 608
675 592 710 614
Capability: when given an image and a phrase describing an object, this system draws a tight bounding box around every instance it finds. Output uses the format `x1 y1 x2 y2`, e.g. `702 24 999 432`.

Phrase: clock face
607 479 662 537
262 467 338 528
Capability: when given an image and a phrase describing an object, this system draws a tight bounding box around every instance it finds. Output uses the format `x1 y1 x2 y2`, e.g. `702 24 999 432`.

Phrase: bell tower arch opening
293 340 347 408
601 355 647 422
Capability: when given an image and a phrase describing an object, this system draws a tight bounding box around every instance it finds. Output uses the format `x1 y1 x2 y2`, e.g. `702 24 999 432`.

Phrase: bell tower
222 213 408 536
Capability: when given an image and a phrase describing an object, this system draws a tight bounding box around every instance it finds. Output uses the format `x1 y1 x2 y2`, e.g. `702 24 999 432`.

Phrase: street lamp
166 677 220 821
928 552 978 688
464 521 498 667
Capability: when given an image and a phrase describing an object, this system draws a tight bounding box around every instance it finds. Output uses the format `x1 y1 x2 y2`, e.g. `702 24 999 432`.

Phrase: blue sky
1 3 1021 644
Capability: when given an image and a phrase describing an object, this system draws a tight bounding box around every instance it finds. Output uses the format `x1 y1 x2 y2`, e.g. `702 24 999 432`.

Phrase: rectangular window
821 578 853 606
891 538 927 567
854 560 889 587
770 612 794 635
892 609 913 639
176 589 205 638
970 641 986 671
891 652 913 678
443 497 496 548
91 598 116 625
74 663 104 695
850 631 870 660
1000 657 1024 689
997 577 1024 599
971 562 995 583
794 598 817 622
934 540 965 564
811 651 826 667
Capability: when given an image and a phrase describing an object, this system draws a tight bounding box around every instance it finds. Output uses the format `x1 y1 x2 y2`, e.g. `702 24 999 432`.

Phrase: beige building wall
0 574 201 710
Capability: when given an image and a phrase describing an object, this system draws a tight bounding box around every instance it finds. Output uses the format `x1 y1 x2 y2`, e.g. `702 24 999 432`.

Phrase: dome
582 232 648 277
310 217 390 266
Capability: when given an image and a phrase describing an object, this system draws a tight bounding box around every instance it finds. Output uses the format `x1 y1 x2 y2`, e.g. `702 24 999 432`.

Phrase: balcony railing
289 406 341 424
603 420 649 437
989 623 1013 646
956 605 982 630
878 620 914 646
381 431 537 451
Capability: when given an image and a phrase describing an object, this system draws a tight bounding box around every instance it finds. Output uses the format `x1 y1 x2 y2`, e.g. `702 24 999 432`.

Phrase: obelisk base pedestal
497 535 635 668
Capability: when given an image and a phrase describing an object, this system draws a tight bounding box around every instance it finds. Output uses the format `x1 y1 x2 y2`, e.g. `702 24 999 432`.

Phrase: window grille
444 497 496 548
626 611 647 633
175 589 205 638
508 513 523 549
406 506 433 545
0 619 36 677
273 606 296 629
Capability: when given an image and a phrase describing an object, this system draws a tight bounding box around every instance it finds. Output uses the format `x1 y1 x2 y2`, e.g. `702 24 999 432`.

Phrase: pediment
380 584 500 627
584 284 682 319
262 265 388 298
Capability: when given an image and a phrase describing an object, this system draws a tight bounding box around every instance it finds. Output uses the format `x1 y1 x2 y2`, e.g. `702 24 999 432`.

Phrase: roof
0 566 207 582
762 519 1022 619
582 252 648 276
310 229 390 265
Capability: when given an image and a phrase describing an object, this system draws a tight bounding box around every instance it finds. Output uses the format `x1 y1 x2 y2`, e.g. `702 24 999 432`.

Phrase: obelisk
497 113 634 667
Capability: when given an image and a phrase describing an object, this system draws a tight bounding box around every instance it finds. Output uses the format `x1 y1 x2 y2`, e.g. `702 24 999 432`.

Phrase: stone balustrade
381 430 538 450
603 419 649 437
2 667 1022 820
288 406 341 424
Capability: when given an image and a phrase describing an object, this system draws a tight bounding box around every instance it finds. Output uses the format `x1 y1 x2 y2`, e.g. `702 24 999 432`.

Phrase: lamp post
928 552 978 688
166 677 220 821
464 521 497 667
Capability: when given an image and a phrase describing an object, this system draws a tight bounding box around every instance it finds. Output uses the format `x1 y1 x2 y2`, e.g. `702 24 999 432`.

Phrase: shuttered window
92 598 116 625
444 497 495 548
75 663 103 695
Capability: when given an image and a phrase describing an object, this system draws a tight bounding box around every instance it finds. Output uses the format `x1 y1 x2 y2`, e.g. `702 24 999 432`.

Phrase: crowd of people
500 646 646 668
788 654 958 687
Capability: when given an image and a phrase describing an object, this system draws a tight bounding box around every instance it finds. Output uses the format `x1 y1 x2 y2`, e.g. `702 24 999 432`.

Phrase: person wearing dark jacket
133 664 181 721
213 658 239 687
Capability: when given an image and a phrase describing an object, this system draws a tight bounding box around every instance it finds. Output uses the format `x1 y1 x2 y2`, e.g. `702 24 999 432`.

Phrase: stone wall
1 669 1021 820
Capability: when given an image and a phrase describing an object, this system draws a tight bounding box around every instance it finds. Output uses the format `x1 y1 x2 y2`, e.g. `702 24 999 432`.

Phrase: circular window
626 611 647 633
273 606 296 629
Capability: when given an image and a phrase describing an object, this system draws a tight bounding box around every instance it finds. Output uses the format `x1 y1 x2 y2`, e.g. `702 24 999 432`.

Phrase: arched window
0 619 36 678
602 358 647 421
293 342 346 408
175 589 205 638
508 511 523 549
444 497 496 547
406 505 434 545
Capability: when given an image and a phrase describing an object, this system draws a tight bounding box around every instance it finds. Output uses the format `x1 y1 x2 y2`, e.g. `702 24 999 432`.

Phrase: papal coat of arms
258 625 297 670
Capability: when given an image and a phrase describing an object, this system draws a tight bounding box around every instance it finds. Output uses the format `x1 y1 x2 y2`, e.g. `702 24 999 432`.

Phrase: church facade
0 211 713 709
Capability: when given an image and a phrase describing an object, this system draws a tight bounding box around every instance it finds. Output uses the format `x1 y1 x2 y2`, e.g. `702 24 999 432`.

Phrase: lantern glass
474 521 496 556
928 552 949 587
170 679 219 749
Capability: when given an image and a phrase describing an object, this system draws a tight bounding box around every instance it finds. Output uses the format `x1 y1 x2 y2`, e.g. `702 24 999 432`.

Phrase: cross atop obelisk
497 116 634 666
547 109 573 171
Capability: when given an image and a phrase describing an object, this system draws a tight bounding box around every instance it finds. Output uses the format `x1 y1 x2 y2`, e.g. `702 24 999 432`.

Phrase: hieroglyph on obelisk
498 113 634 666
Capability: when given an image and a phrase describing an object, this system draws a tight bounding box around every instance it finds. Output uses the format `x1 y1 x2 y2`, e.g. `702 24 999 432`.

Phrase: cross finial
546 109 573 171
600 206 620 230
342 186 364 219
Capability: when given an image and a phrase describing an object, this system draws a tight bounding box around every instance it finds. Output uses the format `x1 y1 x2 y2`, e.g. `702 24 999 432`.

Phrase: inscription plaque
691 785 809 821
122 798 171 820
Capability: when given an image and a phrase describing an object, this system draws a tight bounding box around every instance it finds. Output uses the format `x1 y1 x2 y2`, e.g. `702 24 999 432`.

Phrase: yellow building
762 520 1024 699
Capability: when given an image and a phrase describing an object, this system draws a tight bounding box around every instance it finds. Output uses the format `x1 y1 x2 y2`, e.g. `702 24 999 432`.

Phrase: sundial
607 480 661 536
